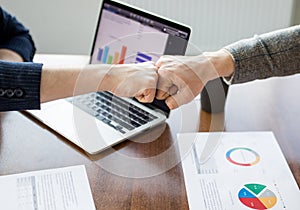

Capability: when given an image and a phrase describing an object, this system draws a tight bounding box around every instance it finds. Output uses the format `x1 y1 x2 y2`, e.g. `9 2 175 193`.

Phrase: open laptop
28 0 191 154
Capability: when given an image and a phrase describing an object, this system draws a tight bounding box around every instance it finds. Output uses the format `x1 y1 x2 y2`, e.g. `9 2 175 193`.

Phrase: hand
103 62 158 103
155 55 218 109
0 49 24 62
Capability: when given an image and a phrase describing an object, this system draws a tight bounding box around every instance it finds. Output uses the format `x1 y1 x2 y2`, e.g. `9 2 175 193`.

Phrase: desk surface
0 55 299 209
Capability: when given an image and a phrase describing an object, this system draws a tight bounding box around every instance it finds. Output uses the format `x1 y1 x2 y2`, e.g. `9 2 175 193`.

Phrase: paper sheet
0 165 95 210
178 132 300 210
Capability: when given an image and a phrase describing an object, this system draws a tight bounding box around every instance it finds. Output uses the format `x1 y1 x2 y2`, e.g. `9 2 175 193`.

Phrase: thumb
165 86 195 109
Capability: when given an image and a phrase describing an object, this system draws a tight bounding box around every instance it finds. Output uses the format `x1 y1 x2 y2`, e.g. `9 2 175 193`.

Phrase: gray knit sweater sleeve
224 25 300 84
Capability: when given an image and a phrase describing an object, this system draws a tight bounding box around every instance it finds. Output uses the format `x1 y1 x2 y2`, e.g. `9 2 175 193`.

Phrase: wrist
203 49 235 78
99 64 121 93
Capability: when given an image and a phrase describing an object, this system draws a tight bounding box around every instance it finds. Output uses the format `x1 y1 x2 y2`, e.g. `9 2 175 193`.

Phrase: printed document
178 132 300 210
0 165 95 210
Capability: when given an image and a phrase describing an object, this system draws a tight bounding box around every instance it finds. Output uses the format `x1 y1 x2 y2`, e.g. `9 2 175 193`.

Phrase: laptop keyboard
68 92 158 134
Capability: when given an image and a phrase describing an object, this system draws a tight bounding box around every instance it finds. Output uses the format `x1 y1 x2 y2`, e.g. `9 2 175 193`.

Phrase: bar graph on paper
97 46 152 64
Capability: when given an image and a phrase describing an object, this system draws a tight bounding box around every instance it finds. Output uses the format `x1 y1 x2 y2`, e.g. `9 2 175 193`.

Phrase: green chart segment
238 183 277 209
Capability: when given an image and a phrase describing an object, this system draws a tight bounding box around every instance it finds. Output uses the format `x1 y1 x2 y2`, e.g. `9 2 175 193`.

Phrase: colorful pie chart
226 147 260 166
238 183 277 209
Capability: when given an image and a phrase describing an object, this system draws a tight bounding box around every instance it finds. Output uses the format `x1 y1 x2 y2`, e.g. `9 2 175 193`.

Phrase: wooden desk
0 55 299 209
0 100 200 210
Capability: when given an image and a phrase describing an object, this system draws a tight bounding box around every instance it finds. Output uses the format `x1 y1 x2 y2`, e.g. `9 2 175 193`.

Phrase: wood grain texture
0 75 299 209
0 111 190 210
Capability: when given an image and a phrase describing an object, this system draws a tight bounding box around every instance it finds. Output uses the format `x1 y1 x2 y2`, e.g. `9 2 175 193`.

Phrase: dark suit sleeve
224 25 300 84
0 61 42 111
0 7 36 62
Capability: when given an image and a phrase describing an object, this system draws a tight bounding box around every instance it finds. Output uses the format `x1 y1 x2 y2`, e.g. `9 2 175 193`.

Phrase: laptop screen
90 0 191 115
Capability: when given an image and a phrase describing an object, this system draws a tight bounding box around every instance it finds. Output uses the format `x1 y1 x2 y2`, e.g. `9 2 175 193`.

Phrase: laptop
28 0 191 154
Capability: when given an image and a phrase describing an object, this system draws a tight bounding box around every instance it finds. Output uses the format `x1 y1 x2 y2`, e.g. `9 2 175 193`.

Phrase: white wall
122 0 294 53
293 0 300 24
1 0 100 54
1 0 295 55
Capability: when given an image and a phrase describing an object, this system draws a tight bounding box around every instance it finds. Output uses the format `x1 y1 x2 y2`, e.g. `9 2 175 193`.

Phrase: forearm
40 62 158 103
40 64 112 103
224 25 300 84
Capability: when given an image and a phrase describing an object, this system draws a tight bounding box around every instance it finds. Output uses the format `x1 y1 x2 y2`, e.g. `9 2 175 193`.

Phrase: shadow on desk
85 123 186 178
199 110 225 132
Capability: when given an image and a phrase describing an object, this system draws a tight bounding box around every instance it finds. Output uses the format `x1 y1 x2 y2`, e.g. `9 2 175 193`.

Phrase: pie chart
238 183 277 209
226 147 260 166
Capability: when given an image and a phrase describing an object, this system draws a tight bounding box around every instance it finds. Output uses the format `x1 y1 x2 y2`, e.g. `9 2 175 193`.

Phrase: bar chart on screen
97 45 155 64
97 45 127 64
91 9 168 64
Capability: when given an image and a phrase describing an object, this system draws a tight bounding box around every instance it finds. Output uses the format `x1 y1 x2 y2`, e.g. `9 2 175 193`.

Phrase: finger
165 86 195 110
143 88 156 103
156 89 169 100
135 94 145 103
143 61 158 70
165 96 178 110
155 56 172 68
169 85 178 95
155 85 178 100
136 88 156 103
156 74 173 100
155 57 164 68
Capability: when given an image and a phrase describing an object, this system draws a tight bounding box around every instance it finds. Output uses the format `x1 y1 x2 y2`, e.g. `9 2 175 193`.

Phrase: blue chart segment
102 46 109 63
97 48 103 61
135 52 152 63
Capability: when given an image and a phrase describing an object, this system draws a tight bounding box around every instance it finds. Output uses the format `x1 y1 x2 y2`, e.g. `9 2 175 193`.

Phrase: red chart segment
238 183 277 209
239 198 267 209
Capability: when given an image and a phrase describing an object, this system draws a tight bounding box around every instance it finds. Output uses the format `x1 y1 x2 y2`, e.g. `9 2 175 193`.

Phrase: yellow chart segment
258 197 277 209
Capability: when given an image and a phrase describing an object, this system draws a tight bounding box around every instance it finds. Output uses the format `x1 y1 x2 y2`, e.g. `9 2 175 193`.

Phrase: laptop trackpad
30 100 124 154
